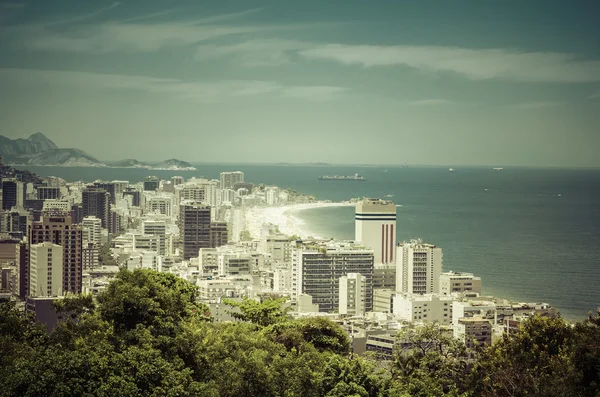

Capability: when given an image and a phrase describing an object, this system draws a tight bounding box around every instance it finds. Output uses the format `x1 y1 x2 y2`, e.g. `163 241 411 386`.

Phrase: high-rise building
266 186 280 206
37 186 60 200
0 207 30 239
81 216 102 246
179 203 211 260
30 213 83 294
94 181 127 205
82 187 111 230
29 242 63 297
142 219 167 255
292 241 374 313
143 176 160 192
355 198 396 265
172 176 184 186
210 221 228 249
396 239 443 295
82 243 99 271
339 273 367 316
0 238 27 298
2 179 25 210
220 171 244 190
123 188 141 207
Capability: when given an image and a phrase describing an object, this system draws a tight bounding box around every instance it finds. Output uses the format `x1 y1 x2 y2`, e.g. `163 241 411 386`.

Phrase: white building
141 219 167 255
199 248 218 277
218 252 252 275
273 268 292 293
220 171 244 190
29 242 63 297
439 271 482 296
265 186 280 206
396 239 443 295
452 300 497 325
82 216 102 246
339 273 367 316
42 199 72 212
355 198 396 265
262 234 293 265
292 241 374 313
392 293 454 324
145 193 175 217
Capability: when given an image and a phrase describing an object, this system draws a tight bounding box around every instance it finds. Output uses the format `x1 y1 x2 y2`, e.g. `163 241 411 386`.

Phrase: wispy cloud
43 2 121 26
409 99 451 106
513 101 563 109
299 44 600 83
195 39 311 66
0 68 346 102
1 6 283 53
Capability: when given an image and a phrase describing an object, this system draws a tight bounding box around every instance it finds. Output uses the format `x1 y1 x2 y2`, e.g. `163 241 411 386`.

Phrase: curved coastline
245 201 354 239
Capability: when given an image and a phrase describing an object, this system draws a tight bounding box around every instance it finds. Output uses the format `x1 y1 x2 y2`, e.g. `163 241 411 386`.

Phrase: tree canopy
1 269 598 397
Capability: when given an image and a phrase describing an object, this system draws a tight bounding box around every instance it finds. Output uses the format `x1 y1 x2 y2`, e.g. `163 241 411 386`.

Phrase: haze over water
19 163 600 321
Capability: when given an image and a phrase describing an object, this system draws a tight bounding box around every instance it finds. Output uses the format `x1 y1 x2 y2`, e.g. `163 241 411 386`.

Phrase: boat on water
493 167 504 170
449 168 455 172
318 173 366 181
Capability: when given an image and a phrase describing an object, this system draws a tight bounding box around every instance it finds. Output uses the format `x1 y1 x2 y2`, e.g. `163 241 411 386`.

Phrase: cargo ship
318 173 366 181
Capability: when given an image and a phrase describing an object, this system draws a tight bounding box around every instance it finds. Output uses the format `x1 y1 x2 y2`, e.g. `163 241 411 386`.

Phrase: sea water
18 164 600 320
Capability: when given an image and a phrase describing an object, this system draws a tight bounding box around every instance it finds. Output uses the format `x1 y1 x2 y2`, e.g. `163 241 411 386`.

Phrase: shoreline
245 201 354 239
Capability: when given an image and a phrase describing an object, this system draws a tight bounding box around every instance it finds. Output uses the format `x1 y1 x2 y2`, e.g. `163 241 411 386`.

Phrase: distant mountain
113 159 152 169
151 158 196 171
27 149 104 167
0 132 58 158
0 133 105 167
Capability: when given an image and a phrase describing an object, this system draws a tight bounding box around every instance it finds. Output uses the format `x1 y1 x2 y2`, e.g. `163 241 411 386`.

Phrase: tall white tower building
396 239 443 295
29 242 63 297
82 216 102 246
339 273 367 316
355 198 396 265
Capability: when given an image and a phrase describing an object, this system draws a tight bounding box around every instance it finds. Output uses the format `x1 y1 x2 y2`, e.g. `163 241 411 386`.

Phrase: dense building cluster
0 168 556 355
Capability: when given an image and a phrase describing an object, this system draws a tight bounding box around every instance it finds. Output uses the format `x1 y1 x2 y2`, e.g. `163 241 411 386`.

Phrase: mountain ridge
0 133 196 170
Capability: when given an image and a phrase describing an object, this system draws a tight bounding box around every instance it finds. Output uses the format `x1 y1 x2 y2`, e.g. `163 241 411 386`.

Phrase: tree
97 268 211 335
392 323 472 397
471 315 577 397
223 297 290 327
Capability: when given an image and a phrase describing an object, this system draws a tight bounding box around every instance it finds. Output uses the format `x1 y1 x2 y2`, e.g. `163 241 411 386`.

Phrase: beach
245 202 354 239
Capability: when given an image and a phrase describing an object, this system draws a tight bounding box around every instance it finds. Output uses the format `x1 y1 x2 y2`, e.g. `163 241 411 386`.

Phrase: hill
0 133 104 167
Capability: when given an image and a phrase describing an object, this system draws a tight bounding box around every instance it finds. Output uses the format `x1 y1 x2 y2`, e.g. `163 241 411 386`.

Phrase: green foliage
471 313 600 397
98 243 118 266
223 296 290 327
1 272 599 397
97 268 210 335
265 316 351 355
392 323 472 397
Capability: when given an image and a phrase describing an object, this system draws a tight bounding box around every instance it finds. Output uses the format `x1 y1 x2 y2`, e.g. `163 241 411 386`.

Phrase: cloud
513 101 563 109
409 99 451 106
43 2 120 26
299 44 600 83
1 6 282 53
0 68 346 102
195 39 311 66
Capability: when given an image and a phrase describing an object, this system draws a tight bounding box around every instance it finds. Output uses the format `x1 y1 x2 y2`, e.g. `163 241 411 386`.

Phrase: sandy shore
245 202 354 239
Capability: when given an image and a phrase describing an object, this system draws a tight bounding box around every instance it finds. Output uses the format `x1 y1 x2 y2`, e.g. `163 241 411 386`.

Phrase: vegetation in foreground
1 269 598 397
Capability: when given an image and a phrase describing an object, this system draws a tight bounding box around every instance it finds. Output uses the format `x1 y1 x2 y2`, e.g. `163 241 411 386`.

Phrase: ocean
16 164 600 321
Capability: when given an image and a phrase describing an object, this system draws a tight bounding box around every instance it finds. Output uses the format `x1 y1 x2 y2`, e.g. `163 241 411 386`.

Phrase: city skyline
1 0 599 166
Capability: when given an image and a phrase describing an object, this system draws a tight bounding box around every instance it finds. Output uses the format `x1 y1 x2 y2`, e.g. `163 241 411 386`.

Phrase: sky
0 0 599 166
